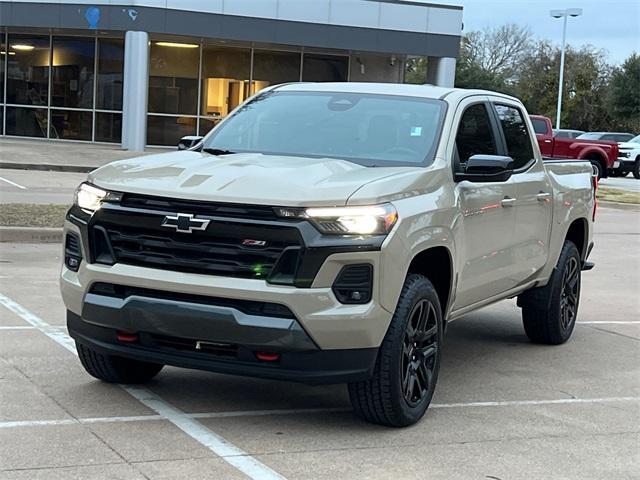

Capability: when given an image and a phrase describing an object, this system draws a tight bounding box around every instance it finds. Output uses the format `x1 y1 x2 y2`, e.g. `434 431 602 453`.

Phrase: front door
452 101 519 309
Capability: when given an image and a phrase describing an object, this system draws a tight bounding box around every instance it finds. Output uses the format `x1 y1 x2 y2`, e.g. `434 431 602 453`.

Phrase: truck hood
88 151 416 207
618 141 640 151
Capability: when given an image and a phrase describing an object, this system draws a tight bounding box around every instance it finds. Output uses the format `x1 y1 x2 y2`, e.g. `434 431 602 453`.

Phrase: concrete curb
599 201 640 211
0 227 63 243
0 162 95 173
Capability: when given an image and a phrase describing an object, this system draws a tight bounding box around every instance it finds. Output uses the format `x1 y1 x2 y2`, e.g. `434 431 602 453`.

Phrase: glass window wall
1 32 124 141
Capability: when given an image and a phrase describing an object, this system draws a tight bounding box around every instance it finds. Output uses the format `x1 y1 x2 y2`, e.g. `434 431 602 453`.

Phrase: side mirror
178 136 204 150
455 154 514 183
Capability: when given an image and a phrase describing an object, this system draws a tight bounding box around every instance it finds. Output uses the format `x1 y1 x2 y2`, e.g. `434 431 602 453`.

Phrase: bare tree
462 24 533 79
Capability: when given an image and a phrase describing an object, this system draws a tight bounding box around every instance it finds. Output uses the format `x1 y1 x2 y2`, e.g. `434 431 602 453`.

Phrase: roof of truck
274 82 520 103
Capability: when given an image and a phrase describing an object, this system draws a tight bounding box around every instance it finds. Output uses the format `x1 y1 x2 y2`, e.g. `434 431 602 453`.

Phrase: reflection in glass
201 46 251 121
95 112 122 143
199 117 221 136
147 115 196 146
51 37 95 109
97 39 124 110
6 34 50 106
5 106 48 137
302 54 349 82
149 42 199 114
50 109 92 140
252 50 301 94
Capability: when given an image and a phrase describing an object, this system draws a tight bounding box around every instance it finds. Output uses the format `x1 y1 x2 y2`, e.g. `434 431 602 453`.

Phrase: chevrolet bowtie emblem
161 213 210 234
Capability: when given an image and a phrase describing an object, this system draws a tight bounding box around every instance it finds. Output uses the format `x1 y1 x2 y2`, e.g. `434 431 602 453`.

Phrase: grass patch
597 187 640 205
0 203 69 227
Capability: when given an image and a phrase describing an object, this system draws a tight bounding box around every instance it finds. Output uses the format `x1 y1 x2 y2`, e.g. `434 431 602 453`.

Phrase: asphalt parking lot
0 206 638 479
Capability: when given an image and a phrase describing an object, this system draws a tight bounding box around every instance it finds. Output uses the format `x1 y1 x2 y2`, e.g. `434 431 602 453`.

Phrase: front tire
77 343 164 384
519 241 581 345
590 160 603 180
633 158 640 179
348 275 443 427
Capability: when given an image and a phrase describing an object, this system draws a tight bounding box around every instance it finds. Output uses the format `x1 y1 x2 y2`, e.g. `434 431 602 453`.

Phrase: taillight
591 166 598 221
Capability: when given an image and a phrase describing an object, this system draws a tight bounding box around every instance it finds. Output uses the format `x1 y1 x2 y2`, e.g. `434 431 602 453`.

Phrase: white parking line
0 176 27 190
2 397 638 430
0 293 287 480
0 325 67 330
577 321 640 324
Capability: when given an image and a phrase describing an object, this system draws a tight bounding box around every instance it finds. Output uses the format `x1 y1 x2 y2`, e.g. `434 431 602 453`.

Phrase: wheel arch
406 246 454 319
578 147 609 177
564 217 589 262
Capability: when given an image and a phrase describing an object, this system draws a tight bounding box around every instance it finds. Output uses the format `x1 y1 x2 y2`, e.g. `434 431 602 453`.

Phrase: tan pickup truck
61 83 596 427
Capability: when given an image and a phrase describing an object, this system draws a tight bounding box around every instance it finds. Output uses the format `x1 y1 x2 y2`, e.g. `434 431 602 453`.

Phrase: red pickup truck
530 115 619 178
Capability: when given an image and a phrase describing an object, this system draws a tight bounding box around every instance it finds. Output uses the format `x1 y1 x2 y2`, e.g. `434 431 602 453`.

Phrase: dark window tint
6 34 50 106
252 50 301 94
51 37 95 109
302 54 348 82
149 42 199 115
603 133 633 142
455 104 497 165
5 106 48 137
97 39 124 110
1 36 5 104
495 105 534 169
50 109 92 140
147 115 196 146
530 118 548 135
95 112 122 143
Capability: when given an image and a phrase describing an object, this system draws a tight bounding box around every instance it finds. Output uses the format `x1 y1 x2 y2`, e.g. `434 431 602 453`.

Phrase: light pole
550 8 583 130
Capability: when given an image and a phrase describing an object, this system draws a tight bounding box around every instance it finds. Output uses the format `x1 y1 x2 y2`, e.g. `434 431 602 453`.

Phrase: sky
439 0 639 65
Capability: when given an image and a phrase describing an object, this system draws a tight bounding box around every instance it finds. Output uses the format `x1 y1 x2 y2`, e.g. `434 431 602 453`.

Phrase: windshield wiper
202 148 237 156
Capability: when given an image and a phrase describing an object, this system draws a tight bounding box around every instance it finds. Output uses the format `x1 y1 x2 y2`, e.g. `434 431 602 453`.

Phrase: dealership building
0 0 462 150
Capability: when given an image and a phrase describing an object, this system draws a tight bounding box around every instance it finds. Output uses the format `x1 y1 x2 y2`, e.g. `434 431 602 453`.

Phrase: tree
515 42 614 131
404 57 427 85
608 54 640 132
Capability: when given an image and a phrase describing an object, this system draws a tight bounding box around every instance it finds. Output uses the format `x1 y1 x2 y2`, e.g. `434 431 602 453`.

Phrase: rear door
451 99 519 309
491 100 553 285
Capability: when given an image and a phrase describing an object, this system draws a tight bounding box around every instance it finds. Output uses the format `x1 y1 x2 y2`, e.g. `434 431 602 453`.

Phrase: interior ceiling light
11 44 35 51
155 41 198 49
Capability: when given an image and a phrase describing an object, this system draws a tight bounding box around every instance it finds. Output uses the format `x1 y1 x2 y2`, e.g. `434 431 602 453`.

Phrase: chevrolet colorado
61 84 596 427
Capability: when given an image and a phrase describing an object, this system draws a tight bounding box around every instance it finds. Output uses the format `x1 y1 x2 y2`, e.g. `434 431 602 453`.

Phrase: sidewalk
0 137 169 172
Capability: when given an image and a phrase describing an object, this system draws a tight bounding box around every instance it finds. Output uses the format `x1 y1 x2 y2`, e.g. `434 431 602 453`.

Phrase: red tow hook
255 351 280 362
116 331 139 343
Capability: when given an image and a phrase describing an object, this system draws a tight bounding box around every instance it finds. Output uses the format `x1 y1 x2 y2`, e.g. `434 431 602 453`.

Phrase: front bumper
68 310 377 385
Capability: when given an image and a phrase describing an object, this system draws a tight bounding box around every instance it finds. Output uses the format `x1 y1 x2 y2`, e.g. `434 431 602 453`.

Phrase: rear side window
495 105 535 170
455 104 497 164
531 118 548 135
555 131 570 138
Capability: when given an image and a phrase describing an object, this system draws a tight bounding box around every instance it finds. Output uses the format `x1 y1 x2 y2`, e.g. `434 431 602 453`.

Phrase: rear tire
519 241 581 345
633 158 640 179
77 343 164 384
348 274 443 427
590 160 603 180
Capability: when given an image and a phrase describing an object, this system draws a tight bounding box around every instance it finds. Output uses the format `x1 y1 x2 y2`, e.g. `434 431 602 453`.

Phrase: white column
122 31 149 152
426 57 456 88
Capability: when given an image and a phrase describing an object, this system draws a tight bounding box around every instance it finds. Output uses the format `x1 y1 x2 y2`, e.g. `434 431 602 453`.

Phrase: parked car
62 84 597 427
530 115 619 178
553 129 585 139
615 134 640 179
577 132 635 143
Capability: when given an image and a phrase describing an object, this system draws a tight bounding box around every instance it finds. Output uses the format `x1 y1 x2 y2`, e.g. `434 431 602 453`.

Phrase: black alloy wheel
402 299 439 407
559 256 580 332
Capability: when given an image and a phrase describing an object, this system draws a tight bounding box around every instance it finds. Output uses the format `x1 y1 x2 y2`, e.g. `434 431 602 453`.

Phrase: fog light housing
332 264 373 304
64 232 82 272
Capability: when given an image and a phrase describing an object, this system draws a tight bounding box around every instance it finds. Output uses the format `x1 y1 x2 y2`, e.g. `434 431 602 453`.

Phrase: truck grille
90 205 302 280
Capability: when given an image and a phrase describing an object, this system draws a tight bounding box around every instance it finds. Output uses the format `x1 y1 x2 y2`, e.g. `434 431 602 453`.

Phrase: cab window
495 105 535 170
455 104 497 166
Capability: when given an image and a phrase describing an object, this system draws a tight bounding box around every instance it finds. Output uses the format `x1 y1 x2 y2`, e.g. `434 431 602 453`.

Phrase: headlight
73 183 108 212
276 204 398 235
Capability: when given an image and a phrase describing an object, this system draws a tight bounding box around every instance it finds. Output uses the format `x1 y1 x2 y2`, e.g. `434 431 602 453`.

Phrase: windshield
630 135 640 144
202 91 447 167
